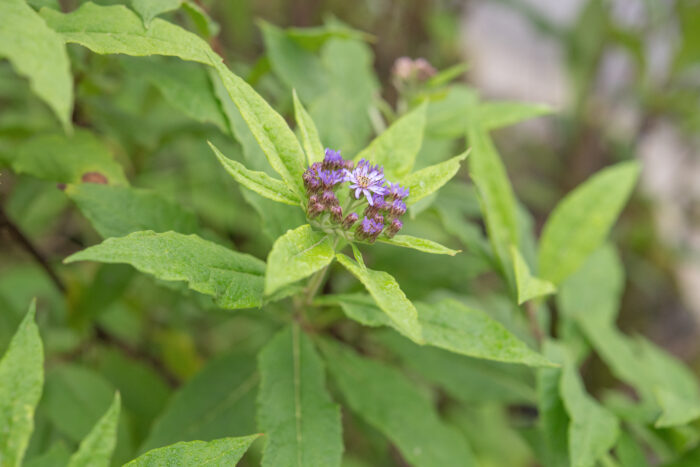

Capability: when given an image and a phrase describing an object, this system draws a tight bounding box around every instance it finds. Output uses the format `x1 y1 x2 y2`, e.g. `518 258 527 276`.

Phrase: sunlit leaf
510 245 556 305
400 151 468 206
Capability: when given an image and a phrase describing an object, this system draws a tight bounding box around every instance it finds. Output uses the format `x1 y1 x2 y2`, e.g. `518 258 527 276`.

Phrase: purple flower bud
389 199 407 217
342 212 358 229
414 58 437 80
393 56 413 80
322 190 338 206
323 148 344 170
343 159 354 171
386 182 409 200
386 218 403 238
307 202 325 219
330 205 343 222
373 213 384 225
306 177 321 193
356 216 383 242
308 194 319 205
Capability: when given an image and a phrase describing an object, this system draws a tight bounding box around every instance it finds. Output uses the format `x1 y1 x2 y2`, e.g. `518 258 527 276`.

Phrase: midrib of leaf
292 235 329 260
178 372 259 440
293 325 303 467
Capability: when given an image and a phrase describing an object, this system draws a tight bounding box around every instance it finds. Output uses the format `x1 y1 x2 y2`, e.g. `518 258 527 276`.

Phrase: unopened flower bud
393 56 413 80
308 194 319 205
389 199 407 217
308 202 325 218
322 190 338 206
386 218 403 238
343 159 354 171
342 212 358 229
414 58 437 80
330 205 343 222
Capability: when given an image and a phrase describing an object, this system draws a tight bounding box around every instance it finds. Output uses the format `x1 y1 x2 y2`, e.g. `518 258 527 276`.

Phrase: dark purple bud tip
342 212 359 229
330 205 343 222
306 178 321 193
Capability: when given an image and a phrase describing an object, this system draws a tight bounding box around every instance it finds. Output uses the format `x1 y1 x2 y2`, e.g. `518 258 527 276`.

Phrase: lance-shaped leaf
293 90 324 165
538 161 640 285
265 225 335 295
41 3 212 65
10 130 128 186
478 101 552 130
510 245 556 305
467 124 519 285
140 350 258 451
125 435 261 467
209 142 301 206
377 235 460 256
258 326 342 467
67 392 121 467
65 231 265 309
336 253 423 344
0 0 72 130
126 58 228 131
400 151 468 206
0 301 44 467
550 341 620 467
417 299 553 367
66 184 199 239
319 339 476 467
355 102 427 179
212 60 307 196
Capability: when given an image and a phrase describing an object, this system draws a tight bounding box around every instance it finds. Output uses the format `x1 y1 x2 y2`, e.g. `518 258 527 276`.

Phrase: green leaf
377 234 460 256
9 130 128 186
314 293 391 328
552 342 620 467
335 253 423 344
377 331 536 404
319 339 476 467
478 101 552 130
0 0 72 130
66 184 199 239
140 350 258 451
265 225 335 296
212 60 307 196
125 58 228 131
24 442 71 467
125 435 261 467
400 151 468 206
131 0 181 26
209 142 301 206
258 325 342 467
41 3 212 65
467 124 519 286
0 300 43 467
538 161 640 285
425 85 479 139
510 245 556 305
537 345 570 467
558 244 624 325
260 22 329 102
65 231 265 309
67 393 120 467
416 299 553 367
293 90 325 165
355 102 427 179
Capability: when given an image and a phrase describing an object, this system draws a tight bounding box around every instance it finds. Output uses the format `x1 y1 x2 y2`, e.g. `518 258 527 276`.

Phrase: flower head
318 169 344 189
386 182 409 200
346 159 386 205
386 218 403 238
323 148 344 169
356 216 384 242
389 199 407 217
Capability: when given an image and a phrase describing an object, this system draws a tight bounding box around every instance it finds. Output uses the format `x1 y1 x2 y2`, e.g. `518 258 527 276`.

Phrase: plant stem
526 300 544 346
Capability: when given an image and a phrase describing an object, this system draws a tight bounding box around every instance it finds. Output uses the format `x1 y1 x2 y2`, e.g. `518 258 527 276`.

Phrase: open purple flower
318 169 344 188
346 159 386 205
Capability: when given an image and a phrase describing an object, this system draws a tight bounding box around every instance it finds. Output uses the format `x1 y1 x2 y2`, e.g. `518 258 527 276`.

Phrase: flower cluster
302 148 409 243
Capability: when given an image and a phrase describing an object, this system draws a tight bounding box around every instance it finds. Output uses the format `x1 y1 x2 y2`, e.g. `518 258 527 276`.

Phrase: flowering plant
1 2 699 467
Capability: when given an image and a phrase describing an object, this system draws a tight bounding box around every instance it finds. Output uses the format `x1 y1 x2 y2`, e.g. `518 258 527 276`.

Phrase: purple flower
389 199 407 217
330 205 343 222
356 216 384 242
346 159 386 205
307 202 325 218
323 148 344 169
318 169 344 188
386 182 409 200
